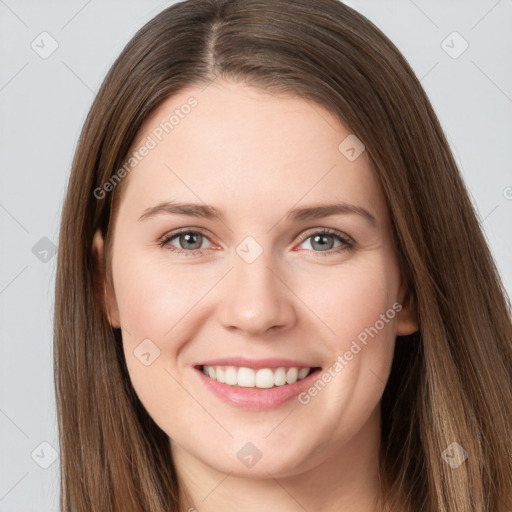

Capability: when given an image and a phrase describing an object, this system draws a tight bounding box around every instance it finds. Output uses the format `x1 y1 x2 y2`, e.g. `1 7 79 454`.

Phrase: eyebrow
138 201 377 226
139 202 224 222
287 203 377 226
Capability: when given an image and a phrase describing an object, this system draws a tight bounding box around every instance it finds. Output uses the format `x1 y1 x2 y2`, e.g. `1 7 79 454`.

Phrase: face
94 80 417 480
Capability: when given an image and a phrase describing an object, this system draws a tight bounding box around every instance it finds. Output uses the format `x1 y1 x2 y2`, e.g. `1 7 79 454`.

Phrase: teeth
202 365 312 388
238 367 255 387
225 366 237 385
298 368 309 380
286 367 298 384
216 367 226 384
255 368 274 389
274 367 287 386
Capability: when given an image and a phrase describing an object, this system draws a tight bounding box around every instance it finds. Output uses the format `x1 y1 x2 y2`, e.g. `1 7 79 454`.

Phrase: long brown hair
54 0 512 510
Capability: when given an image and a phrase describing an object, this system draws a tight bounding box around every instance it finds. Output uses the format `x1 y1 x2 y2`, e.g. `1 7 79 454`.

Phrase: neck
174 407 387 512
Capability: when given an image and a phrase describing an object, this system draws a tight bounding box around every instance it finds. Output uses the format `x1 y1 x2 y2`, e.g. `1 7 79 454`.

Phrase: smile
201 365 312 388
194 358 322 410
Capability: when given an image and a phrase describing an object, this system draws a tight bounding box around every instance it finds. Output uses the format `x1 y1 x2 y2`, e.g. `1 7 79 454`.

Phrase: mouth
194 359 322 410
198 364 317 388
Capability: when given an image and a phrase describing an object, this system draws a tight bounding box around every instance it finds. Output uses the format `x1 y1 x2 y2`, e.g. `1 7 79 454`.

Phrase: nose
217 255 298 337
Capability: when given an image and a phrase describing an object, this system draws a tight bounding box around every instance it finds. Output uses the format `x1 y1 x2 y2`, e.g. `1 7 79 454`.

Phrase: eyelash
158 227 355 257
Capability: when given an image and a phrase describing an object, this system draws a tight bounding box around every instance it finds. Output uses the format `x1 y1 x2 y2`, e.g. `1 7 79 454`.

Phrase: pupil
312 234 333 251
180 232 202 250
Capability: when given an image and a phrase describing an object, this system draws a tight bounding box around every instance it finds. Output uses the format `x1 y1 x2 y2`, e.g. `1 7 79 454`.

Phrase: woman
54 0 512 510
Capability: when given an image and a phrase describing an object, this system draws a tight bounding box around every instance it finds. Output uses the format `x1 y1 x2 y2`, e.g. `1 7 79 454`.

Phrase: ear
92 230 121 328
395 282 419 336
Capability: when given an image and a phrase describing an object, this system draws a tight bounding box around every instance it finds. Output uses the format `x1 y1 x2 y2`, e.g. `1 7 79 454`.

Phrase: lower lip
195 367 321 410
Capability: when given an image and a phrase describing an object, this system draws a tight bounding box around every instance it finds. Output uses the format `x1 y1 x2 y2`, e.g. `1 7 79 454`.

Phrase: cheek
293 258 400 350
111 253 224 412
291 256 400 416
111 255 203 432
112 252 212 338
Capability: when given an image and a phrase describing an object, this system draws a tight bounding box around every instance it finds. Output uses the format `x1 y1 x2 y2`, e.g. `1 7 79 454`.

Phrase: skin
93 79 418 512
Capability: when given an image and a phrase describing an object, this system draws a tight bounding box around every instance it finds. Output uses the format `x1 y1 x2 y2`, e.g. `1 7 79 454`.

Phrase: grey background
0 0 510 510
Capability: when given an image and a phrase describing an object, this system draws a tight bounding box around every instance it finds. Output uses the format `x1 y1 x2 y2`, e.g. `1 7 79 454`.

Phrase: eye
159 229 215 255
158 227 354 256
297 228 354 254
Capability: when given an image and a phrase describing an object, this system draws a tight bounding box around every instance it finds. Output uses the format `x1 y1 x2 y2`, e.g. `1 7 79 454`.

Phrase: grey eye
301 233 342 252
171 232 206 250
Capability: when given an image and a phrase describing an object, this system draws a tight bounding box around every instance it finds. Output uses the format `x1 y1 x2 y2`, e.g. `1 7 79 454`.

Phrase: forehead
117 80 386 223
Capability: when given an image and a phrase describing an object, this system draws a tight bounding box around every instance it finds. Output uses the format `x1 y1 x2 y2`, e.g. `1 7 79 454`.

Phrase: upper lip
195 357 321 370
